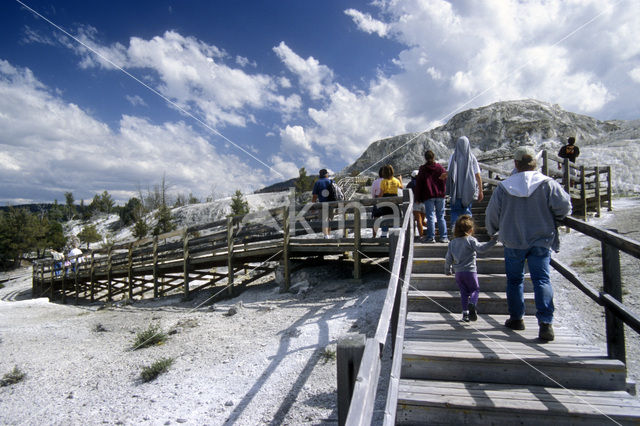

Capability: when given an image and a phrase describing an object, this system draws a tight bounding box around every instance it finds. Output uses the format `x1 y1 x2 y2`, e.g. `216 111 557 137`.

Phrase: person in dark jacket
406 170 426 238
415 150 448 243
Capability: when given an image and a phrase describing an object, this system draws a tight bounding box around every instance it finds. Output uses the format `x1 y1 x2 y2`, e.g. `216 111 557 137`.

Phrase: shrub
320 347 336 364
132 323 168 350
1 366 25 386
140 357 174 382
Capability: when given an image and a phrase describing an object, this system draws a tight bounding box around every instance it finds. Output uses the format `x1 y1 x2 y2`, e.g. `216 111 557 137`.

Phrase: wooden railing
337 189 414 425
31 192 408 303
481 150 612 219
553 216 640 365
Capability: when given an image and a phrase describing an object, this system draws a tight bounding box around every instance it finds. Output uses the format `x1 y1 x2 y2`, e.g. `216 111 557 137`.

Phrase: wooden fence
481 149 612 219
32 191 407 304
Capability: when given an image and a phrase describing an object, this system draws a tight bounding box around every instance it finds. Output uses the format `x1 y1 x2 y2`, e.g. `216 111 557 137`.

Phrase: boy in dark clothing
558 136 580 163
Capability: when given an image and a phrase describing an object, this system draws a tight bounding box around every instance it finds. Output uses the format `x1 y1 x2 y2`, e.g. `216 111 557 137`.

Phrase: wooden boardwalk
396 241 640 425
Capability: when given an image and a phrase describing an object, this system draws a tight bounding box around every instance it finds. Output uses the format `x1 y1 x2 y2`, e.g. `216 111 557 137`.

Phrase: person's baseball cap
411 170 418 178
513 146 536 166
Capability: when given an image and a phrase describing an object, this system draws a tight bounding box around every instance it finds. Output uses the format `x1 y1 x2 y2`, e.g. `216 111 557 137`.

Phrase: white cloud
293 0 639 166
126 94 147 107
344 9 388 37
269 155 299 180
630 67 640 84
235 55 256 67
0 60 267 204
273 41 334 100
64 30 300 129
280 125 311 153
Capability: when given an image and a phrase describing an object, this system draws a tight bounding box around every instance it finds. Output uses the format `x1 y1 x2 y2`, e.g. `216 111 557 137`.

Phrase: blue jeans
424 198 447 241
504 246 554 324
450 198 472 230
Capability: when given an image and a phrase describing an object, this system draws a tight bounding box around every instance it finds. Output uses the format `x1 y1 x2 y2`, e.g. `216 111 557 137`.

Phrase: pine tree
77 224 102 249
295 167 314 194
229 190 249 217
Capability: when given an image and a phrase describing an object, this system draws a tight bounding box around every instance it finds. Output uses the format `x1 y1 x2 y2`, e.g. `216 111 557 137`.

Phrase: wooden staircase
395 200 640 424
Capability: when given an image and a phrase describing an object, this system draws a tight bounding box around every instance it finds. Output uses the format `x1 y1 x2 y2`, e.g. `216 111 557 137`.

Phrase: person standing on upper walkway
446 136 484 229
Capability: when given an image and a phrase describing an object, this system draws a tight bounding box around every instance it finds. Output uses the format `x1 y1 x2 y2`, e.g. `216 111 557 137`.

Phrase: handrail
342 189 414 425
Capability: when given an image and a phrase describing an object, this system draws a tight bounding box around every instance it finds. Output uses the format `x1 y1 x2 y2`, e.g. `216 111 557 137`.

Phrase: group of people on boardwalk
311 134 573 342
410 136 572 342
50 244 84 276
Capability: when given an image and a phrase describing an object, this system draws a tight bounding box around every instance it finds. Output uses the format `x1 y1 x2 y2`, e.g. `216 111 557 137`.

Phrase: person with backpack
558 136 580 187
312 168 337 238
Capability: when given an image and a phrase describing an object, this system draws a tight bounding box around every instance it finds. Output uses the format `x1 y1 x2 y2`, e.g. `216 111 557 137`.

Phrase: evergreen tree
153 204 175 236
64 192 75 220
77 224 102 249
229 190 249 216
100 190 115 214
295 167 314 194
120 197 144 226
133 218 149 239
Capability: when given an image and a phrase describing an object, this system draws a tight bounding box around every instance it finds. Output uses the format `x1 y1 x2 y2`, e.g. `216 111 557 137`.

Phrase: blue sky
1 0 639 205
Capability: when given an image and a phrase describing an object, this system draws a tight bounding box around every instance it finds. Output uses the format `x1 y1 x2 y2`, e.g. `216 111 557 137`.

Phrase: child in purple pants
445 215 497 322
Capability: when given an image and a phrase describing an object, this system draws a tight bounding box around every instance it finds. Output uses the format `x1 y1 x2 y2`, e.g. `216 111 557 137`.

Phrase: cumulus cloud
287 0 639 167
344 9 388 37
61 29 300 129
273 41 334 100
0 60 267 204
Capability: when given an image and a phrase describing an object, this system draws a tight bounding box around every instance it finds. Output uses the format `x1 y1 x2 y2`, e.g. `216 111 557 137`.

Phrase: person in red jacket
415 150 448 243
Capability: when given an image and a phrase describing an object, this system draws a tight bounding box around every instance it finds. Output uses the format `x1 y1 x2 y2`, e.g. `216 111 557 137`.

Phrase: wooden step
410 273 532 292
413 242 504 258
397 379 640 425
401 313 627 391
413 257 507 274
406 290 533 314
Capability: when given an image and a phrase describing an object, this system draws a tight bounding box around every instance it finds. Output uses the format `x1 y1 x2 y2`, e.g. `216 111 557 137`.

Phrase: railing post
337 333 366 426
74 255 79 305
61 264 67 304
227 216 234 296
580 165 587 220
607 165 613 211
153 236 159 298
353 210 362 281
183 232 190 299
90 251 95 302
49 259 54 300
127 243 134 300
563 158 571 193
107 246 113 302
282 189 293 292
594 166 601 217
542 150 549 176
601 235 626 364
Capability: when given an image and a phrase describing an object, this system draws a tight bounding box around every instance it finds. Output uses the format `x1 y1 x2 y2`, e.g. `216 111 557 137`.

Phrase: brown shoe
539 323 554 341
504 318 525 330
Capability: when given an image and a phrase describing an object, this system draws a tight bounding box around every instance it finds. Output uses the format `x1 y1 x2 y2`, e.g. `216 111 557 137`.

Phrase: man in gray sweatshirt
485 146 572 341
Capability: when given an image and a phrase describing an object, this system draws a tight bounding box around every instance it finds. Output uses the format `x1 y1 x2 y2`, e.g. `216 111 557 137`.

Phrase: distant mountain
342 99 631 175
